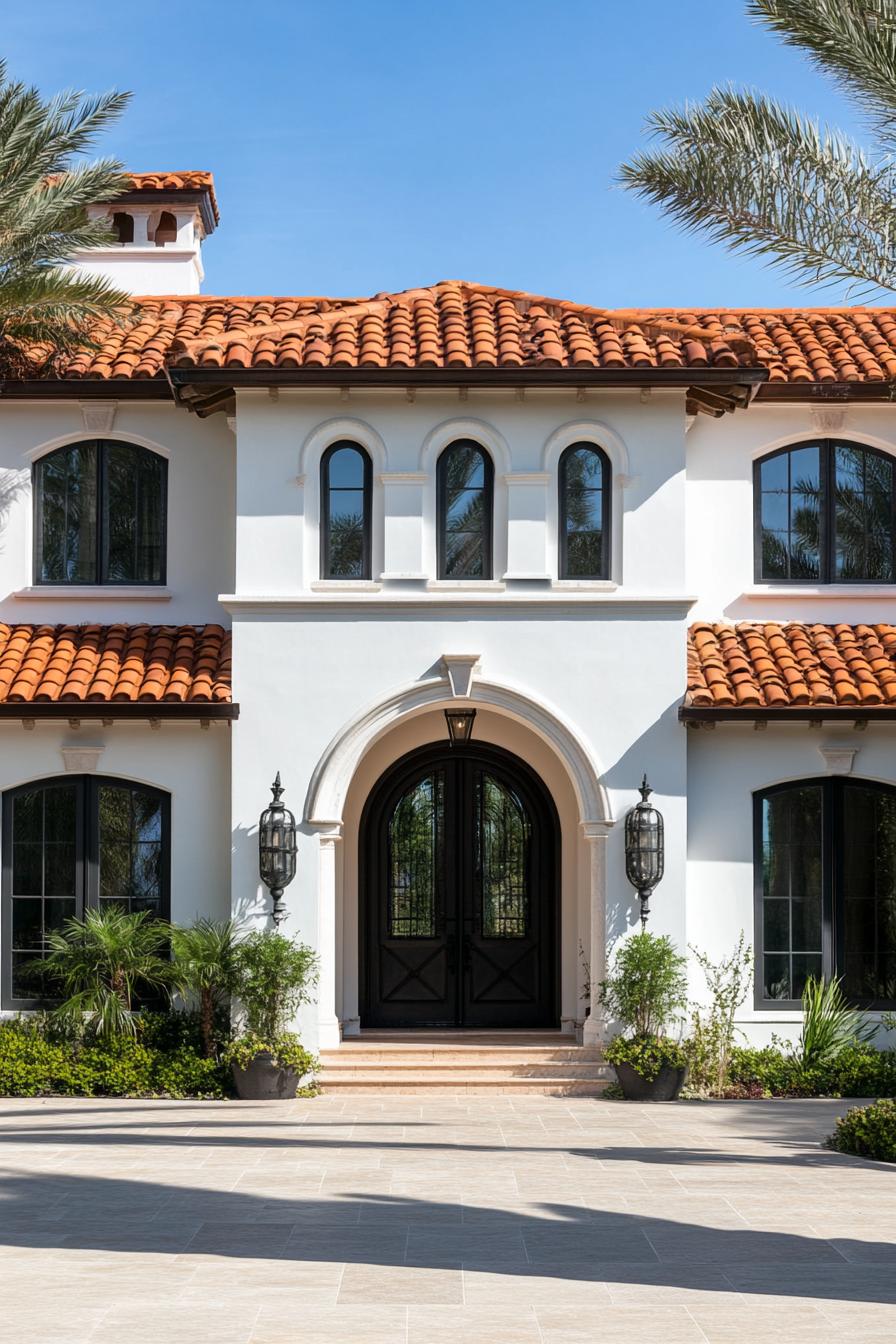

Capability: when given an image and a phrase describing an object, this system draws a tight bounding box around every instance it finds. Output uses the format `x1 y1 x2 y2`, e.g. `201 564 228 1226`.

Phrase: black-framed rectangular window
2 776 170 1009
754 439 896 584
755 777 896 1009
34 439 167 585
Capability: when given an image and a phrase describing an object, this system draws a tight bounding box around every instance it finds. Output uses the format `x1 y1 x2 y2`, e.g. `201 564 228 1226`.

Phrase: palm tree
620 1 896 297
0 59 134 373
41 906 171 1039
171 918 239 1057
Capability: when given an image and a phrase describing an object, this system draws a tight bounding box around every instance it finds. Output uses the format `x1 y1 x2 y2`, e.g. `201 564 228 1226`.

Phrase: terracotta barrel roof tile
687 622 896 711
0 624 231 705
26 283 896 384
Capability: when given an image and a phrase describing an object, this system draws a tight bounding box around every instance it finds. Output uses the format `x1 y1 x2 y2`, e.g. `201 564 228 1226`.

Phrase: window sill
426 580 506 592
13 586 173 601
309 580 382 592
552 580 618 592
742 584 896 599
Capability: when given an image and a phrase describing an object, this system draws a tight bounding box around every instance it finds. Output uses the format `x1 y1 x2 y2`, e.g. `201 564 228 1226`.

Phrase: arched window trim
753 775 896 1011
319 440 373 581
1 775 171 1010
558 442 611 580
436 440 494 581
32 438 168 586
753 438 896 584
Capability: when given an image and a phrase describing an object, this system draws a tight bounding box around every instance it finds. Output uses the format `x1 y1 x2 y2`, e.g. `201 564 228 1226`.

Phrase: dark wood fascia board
680 704 895 723
0 378 174 400
0 702 238 721
169 366 772 391
755 381 896 404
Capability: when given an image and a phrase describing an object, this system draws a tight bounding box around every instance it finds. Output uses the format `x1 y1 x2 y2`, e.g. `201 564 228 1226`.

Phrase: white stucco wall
687 723 896 1046
0 720 232 996
0 401 234 625
688 402 896 625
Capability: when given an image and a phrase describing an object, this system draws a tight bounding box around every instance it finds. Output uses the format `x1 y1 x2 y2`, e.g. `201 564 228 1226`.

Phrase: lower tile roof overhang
0 702 239 721
679 704 896 724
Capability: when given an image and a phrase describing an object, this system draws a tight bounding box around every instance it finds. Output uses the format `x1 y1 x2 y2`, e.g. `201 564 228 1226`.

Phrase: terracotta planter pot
613 1061 688 1102
231 1052 301 1100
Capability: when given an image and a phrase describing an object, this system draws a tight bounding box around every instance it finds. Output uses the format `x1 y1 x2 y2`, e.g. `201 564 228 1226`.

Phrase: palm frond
750 0 896 148
620 87 896 297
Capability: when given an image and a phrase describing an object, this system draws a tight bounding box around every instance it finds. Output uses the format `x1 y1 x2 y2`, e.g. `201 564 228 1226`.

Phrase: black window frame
754 776 896 1011
319 441 373 581
1 775 171 1010
436 440 494 581
753 438 896 585
33 438 168 587
558 442 611 580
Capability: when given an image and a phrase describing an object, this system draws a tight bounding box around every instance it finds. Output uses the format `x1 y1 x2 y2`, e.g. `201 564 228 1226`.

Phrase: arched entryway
360 741 559 1029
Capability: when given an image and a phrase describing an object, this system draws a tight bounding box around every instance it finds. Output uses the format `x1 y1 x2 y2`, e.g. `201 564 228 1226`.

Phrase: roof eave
0 702 239 721
680 704 894 723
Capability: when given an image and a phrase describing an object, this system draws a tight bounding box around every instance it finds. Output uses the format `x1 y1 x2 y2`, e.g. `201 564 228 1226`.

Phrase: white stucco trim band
221 593 698 612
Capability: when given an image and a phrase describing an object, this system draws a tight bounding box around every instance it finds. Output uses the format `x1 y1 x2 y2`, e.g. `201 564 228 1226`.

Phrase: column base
582 1015 604 1048
318 1016 342 1049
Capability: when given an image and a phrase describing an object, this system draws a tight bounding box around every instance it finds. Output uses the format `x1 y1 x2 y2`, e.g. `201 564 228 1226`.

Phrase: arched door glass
477 773 530 938
388 772 445 939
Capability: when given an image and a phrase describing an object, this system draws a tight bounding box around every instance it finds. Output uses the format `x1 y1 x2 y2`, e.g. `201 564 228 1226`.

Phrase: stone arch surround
305 670 614 1047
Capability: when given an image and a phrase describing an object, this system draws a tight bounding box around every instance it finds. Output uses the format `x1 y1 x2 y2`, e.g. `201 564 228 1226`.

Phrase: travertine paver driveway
0 1096 893 1343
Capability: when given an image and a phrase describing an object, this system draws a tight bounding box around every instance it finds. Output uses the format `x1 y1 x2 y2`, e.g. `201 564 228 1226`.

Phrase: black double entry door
361 742 558 1028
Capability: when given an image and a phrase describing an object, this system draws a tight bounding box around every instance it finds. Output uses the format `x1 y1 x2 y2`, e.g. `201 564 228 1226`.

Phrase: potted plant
224 930 318 1099
599 930 688 1101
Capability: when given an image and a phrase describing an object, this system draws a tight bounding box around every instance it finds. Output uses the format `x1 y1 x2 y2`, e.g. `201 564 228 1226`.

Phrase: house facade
2 171 895 1051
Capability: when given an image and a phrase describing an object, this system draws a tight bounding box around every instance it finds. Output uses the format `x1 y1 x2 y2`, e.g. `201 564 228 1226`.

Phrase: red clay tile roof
0 624 231 704
125 171 219 225
48 285 896 384
687 622 896 710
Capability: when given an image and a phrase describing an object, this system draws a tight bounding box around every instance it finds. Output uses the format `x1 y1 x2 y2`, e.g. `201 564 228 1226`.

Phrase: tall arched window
2 777 170 1008
755 778 896 1008
437 441 493 580
320 441 372 580
755 439 896 583
559 443 610 579
34 439 167 585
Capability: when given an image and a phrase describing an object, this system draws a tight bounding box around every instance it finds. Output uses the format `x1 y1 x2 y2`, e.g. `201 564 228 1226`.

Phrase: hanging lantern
624 774 664 926
258 772 297 926
444 707 476 746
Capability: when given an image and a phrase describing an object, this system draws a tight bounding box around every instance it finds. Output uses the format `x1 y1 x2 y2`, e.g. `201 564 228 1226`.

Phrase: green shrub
605 1033 687 1082
684 933 752 1097
232 931 318 1039
728 1042 896 1099
794 976 877 1072
0 1013 230 1099
827 1099 896 1163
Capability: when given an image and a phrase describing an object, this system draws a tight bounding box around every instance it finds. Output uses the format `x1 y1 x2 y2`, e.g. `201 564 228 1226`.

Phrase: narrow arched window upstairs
558 443 610 579
320 441 372 580
437 441 493 580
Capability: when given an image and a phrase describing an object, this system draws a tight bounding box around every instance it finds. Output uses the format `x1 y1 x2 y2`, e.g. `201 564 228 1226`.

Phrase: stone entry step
318 1030 611 1095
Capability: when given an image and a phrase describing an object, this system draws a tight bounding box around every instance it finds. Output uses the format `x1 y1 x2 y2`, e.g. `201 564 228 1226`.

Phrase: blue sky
4 1 872 306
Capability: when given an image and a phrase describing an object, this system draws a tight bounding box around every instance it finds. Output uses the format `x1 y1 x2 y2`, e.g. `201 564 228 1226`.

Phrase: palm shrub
170 918 238 1057
793 975 878 1074
620 1 896 298
0 60 135 372
40 906 171 1039
599 931 688 1080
